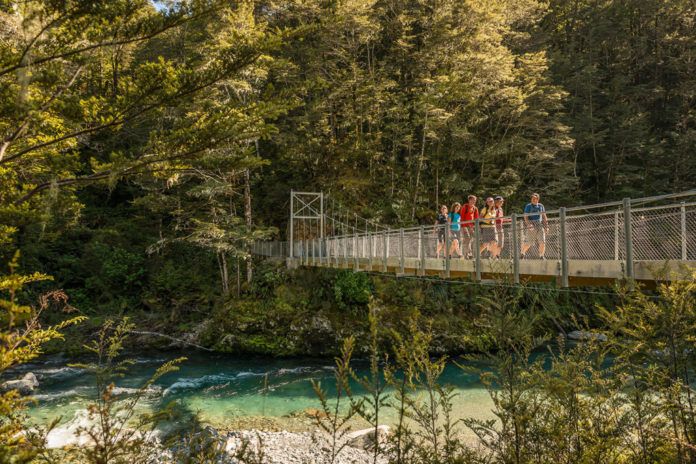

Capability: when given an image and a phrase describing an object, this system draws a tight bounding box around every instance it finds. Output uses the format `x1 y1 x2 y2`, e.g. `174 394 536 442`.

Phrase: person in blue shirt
521 193 548 259
447 202 464 258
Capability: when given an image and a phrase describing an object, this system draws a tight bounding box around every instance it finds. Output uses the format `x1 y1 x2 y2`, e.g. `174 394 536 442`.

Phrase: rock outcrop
345 425 391 450
1 372 39 395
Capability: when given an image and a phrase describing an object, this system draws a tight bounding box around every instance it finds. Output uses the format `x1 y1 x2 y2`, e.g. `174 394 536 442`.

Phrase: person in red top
460 195 479 259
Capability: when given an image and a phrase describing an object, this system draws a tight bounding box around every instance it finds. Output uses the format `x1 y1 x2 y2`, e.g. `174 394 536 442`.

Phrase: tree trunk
236 257 241 298
244 168 253 284
411 109 428 221
218 252 229 296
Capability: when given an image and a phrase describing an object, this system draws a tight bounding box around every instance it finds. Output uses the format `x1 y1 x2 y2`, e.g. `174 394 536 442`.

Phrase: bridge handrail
308 198 696 242
254 191 696 286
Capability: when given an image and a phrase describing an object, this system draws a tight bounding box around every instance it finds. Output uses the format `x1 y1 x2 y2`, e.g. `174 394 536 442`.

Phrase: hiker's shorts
525 223 546 244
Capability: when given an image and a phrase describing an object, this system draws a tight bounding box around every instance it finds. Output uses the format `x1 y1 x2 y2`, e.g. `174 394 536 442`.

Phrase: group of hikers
435 193 549 260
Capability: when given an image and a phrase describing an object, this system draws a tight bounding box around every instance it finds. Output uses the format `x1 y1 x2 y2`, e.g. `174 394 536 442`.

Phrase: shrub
332 270 371 311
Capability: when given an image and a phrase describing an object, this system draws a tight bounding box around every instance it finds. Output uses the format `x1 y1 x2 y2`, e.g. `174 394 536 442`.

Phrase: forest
1 0 695 463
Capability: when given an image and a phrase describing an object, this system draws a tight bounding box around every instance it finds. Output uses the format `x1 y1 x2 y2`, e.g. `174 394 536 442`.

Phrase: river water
6 351 498 446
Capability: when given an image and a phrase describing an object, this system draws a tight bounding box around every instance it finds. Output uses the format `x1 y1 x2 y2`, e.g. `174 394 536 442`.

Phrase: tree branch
0 46 261 165
0 65 84 162
0 7 218 77
12 127 260 205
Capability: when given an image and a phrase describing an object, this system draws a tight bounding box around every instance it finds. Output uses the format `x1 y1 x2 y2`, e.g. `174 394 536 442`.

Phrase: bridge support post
681 202 687 260
419 226 426 276
474 218 481 281
312 239 315 266
445 225 451 278
334 238 338 267
363 227 367 259
399 228 405 275
623 198 634 281
512 214 520 284
560 207 569 287
289 190 294 261
614 211 619 260
320 192 324 240
354 233 359 271
344 236 348 268
383 230 388 272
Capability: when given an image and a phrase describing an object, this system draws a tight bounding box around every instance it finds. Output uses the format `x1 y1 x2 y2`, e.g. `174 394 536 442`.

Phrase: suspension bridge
252 190 696 287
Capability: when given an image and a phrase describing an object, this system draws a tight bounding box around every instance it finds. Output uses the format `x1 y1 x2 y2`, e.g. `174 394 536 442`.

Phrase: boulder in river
566 330 608 342
1 372 39 395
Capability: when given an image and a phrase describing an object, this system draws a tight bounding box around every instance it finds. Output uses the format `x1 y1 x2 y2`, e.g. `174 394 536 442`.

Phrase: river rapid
5 351 498 448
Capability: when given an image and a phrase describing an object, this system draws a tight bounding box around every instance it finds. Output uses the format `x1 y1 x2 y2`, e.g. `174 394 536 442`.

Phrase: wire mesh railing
252 192 696 284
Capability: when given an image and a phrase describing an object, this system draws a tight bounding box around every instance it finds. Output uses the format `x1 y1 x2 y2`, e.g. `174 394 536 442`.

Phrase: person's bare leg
539 241 546 258
450 240 459 257
521 243 530 256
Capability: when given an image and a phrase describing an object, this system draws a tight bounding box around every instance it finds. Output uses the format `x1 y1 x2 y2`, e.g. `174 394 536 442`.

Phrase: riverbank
44 410 387 463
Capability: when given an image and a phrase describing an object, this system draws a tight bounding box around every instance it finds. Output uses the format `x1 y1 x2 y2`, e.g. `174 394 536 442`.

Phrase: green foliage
249 260 288 298
333 270 371 311
310 336 361 464
600 272 696 463
84 243 146 294
2 0 691 355
385 315 467 464
67 318 185 464
0 252 84 463
307 276 688 463
543 0 696 199
351 301 389 463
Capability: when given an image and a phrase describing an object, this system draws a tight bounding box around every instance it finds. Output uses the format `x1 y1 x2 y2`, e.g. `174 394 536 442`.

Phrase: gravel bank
224 429 388 464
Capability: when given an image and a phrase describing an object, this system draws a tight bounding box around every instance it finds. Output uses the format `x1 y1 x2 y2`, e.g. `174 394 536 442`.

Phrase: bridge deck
287 256 694 286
